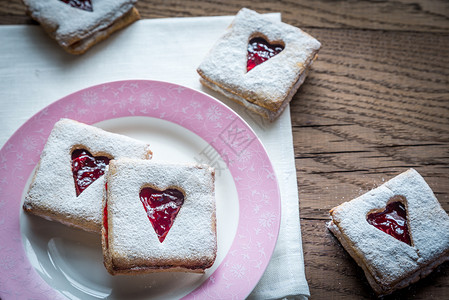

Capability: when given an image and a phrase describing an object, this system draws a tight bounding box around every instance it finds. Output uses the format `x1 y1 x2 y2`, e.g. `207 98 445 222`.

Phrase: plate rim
0 79 281 299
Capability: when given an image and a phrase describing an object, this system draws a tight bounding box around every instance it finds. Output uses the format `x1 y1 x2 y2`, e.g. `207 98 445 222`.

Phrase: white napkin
0 14 309 299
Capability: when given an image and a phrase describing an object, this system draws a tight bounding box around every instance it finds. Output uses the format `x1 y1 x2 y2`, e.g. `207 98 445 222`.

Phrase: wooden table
1 1 448 299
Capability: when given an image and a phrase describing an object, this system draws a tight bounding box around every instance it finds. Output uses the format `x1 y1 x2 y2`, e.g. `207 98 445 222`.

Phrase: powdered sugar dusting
23 118 152 232
197 8 321 118
329 168 449 291
22 0 137 46
106 158 217 271
144 201 179 220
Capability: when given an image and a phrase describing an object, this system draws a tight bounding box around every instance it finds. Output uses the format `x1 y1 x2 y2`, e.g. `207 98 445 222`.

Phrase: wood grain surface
293 26 449 299
1 1 448 299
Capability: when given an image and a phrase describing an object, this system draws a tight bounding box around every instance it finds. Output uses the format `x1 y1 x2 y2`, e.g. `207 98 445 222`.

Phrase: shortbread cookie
22 0 140 54
23 118 152 233
328 169 449 296
102 159 217 275
197 8 321 121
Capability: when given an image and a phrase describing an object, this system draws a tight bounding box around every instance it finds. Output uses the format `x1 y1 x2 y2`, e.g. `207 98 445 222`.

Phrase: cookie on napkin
197 8 321 121
22 0 140 54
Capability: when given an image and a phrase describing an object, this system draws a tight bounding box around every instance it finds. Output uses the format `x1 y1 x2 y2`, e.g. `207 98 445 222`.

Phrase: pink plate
0 80 280 299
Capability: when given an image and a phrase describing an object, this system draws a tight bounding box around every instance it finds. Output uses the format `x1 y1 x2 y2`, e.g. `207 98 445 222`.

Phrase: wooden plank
292 28 449 219
295 28 449 298
1 0 449 32
136 0 449 32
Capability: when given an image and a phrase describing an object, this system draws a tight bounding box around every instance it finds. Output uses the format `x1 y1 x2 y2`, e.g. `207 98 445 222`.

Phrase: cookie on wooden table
328 169 449 296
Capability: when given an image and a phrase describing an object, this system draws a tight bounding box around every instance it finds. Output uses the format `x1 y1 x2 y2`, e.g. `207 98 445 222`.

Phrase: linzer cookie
22 0 140 54
328 169 449 296
102 159 217 275
23 118 152 233
197 8 321 121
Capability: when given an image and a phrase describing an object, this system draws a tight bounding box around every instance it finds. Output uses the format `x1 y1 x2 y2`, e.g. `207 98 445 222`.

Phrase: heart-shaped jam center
247 37 284 72
140 187 184 243
60 0 93 12
367 201 411 245
71 149 110 196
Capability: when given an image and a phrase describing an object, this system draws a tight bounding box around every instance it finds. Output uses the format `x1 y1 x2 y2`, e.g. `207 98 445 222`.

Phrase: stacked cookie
23 118 217 274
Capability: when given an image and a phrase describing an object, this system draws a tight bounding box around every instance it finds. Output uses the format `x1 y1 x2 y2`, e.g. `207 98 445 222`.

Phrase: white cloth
0 14 309 299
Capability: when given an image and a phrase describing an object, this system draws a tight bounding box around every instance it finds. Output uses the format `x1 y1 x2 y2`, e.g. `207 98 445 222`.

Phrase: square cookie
328 169 449 296
22 0 140 54
23 118 152 233
197 8 321 121
102 159 217 274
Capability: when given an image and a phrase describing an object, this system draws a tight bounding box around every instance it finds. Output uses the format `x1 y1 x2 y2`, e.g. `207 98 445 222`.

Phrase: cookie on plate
197 8 321 121
102 159 217 275
22 0 140 54
328 169 449 296
23 118 152 233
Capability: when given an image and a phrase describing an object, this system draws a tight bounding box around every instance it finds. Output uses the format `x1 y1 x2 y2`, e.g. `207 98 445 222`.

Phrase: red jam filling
59 0 93 12
71 149 110 196
247 37 284 72
139 187 184 243
103 203 108 249
367 201 411 245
